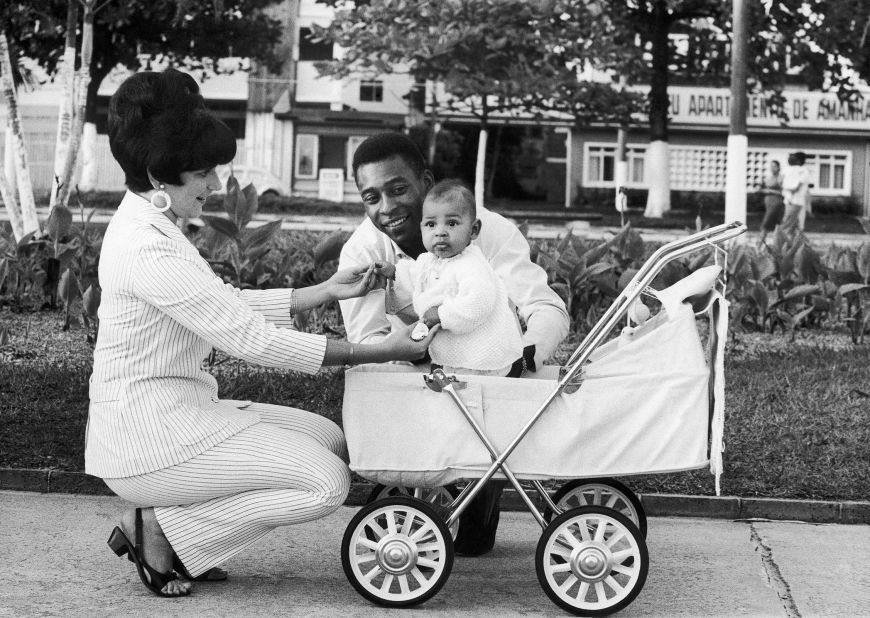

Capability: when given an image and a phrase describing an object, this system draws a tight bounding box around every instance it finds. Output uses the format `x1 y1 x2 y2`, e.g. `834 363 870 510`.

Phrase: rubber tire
544 478 647 538
536 505 649 616
341 496 454 608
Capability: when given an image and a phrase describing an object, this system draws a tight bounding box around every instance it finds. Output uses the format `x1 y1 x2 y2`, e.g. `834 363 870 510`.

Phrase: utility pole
724 0 747 224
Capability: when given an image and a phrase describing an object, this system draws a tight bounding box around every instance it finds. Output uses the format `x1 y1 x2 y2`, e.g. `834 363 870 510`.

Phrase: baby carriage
340 221 746 616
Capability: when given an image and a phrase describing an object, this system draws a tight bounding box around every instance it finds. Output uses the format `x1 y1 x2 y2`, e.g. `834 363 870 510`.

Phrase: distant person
377 179 525 376
782 151 811 232
338 132 569 557
89 69 436 598
758 159 784 245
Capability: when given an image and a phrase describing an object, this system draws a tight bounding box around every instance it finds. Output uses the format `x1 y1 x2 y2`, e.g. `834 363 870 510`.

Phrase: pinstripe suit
86 192 350 577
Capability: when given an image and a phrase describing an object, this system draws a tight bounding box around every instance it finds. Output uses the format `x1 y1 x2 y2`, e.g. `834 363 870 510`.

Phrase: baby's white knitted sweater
396 245 524 371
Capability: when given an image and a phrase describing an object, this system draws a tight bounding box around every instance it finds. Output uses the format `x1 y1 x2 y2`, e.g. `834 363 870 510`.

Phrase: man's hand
381 322 441 362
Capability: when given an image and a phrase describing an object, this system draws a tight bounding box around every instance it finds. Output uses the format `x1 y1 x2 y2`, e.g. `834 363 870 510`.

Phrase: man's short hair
424 179 476 218
351 132 426 182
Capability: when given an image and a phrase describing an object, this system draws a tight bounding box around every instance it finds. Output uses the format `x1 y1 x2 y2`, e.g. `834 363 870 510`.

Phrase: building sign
666 86 870 131
318 168 345 202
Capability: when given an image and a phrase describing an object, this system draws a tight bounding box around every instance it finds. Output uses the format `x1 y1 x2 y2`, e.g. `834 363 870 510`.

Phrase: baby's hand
374 261 396 280
421 306 441 328
410 322 430 341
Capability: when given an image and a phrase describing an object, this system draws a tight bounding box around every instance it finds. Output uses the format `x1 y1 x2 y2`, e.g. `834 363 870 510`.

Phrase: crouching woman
86 68 435 597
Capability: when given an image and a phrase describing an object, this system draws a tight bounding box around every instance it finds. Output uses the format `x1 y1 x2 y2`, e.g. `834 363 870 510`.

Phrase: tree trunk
643 0 672 218
0 159 23 240
485 124 502 200
474 98 488 208
57 2 96 208
50 0 78 209
0 31 39 239
427 88 440 168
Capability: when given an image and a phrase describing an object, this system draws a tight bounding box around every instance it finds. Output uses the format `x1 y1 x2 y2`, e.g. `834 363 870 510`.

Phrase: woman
759 158 784 245
88 68 436 597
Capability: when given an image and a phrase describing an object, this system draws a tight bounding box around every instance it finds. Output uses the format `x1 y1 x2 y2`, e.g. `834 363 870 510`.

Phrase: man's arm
479 213 569 369
337 226 394 344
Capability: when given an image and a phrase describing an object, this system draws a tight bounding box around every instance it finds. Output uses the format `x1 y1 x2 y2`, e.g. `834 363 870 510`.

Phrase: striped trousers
104 402 350 578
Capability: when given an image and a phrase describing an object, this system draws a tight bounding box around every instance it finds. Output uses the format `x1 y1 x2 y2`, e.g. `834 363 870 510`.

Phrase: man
338 132 569 556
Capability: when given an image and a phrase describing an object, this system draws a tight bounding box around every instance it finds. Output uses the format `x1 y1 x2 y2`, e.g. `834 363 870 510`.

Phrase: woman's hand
328 264 382 301
379 322 440 362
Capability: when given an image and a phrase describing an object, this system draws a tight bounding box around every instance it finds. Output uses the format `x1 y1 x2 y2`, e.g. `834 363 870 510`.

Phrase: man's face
356 156 432 252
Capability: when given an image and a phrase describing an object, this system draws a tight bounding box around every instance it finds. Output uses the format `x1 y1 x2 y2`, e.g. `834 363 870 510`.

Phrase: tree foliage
2 0 285 121
312 0 645 127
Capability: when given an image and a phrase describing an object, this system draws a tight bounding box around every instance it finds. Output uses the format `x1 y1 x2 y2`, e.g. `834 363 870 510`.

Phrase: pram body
340 222 745 616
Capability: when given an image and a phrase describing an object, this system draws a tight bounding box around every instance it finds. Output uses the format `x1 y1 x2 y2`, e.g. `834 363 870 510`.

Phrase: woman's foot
118 508 192 596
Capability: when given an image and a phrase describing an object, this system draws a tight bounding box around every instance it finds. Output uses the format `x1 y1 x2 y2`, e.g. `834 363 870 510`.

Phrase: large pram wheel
342 496 454 607
545 478 647 538
536 505 648 616
367 484 460 540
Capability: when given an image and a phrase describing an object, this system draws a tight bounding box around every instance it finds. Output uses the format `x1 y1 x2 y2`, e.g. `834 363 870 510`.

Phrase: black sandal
172 555 228 582
107 508 189 597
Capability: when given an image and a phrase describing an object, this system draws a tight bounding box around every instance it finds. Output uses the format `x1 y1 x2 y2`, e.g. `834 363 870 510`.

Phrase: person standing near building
782 151 812 232
758 158 784 245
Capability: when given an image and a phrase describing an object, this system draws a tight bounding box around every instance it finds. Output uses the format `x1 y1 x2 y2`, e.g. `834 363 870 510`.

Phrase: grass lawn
2 308 868 501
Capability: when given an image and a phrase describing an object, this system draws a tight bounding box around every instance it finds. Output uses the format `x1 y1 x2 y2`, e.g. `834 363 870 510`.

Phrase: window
298 27 333 61
359 80 383 103
295 134 318 179
805 152 850 196
346 136 367 180
584 144 647 188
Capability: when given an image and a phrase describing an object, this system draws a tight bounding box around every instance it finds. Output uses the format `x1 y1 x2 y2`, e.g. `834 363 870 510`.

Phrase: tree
314 0 641 208
4 0 285 206
594 1 870 218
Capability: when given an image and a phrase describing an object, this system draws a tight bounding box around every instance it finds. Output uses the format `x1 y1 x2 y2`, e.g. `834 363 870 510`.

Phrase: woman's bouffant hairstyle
108 68 236 191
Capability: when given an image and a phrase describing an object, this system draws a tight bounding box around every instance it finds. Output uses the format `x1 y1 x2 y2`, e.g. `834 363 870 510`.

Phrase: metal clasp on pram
423 368 466 392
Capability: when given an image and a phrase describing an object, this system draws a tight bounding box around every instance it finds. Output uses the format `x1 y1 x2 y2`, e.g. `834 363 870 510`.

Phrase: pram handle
562 220 746 374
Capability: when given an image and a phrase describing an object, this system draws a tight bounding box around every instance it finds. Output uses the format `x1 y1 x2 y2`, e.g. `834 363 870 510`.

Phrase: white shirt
85 192 327 478
397 244 523 371
338 206 569 369
782 164 811 207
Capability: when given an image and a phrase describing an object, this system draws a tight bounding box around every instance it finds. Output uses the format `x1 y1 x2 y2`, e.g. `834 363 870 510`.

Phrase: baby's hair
424 179 476 218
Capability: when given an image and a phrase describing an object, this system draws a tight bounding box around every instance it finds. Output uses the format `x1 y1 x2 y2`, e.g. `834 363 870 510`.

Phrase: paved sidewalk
1 491 867 617
2 469 868 525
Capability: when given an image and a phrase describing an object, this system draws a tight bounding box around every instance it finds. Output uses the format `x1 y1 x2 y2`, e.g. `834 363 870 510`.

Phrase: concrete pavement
1 491 868 617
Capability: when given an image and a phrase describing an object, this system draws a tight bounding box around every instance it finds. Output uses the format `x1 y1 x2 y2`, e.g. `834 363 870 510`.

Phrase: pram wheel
545 478 647 538
367 484 460 540
342 496 454 607
536 505 648 616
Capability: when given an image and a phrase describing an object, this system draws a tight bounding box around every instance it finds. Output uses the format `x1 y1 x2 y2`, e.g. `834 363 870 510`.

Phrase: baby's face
420 197 478 259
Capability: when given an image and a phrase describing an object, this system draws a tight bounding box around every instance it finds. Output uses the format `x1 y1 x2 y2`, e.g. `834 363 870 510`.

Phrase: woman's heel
106 510 188 597
107 527 132 559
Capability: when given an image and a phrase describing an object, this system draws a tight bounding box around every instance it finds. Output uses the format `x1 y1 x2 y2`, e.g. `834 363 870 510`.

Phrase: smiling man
338 132 569 556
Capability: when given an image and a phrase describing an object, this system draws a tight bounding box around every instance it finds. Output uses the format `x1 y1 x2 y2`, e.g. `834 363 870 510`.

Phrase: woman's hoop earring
150 185 172 213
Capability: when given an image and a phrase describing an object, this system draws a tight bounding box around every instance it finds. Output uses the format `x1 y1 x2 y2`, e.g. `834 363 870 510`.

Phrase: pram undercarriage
340 222 746 615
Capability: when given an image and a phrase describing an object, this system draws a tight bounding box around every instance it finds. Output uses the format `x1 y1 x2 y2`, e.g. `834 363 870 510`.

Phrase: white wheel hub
377 535 418 575
572 542 612 582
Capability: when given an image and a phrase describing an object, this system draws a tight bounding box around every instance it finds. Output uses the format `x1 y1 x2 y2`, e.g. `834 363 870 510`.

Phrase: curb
2 468 867 525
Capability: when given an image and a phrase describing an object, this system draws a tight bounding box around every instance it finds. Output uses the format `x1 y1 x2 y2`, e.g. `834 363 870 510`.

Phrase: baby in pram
376 179 525 377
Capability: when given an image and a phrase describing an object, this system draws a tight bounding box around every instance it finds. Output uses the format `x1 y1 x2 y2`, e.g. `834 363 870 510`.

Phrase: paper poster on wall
318 168 345 202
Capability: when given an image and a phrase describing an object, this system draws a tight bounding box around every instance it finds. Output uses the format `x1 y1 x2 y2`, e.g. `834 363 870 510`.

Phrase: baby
377 179 524 377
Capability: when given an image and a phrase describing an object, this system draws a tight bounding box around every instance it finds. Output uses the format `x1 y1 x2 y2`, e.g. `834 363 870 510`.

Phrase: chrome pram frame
341 221 747 616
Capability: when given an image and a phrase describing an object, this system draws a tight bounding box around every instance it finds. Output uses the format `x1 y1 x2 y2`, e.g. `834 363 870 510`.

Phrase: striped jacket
85 192 327 478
